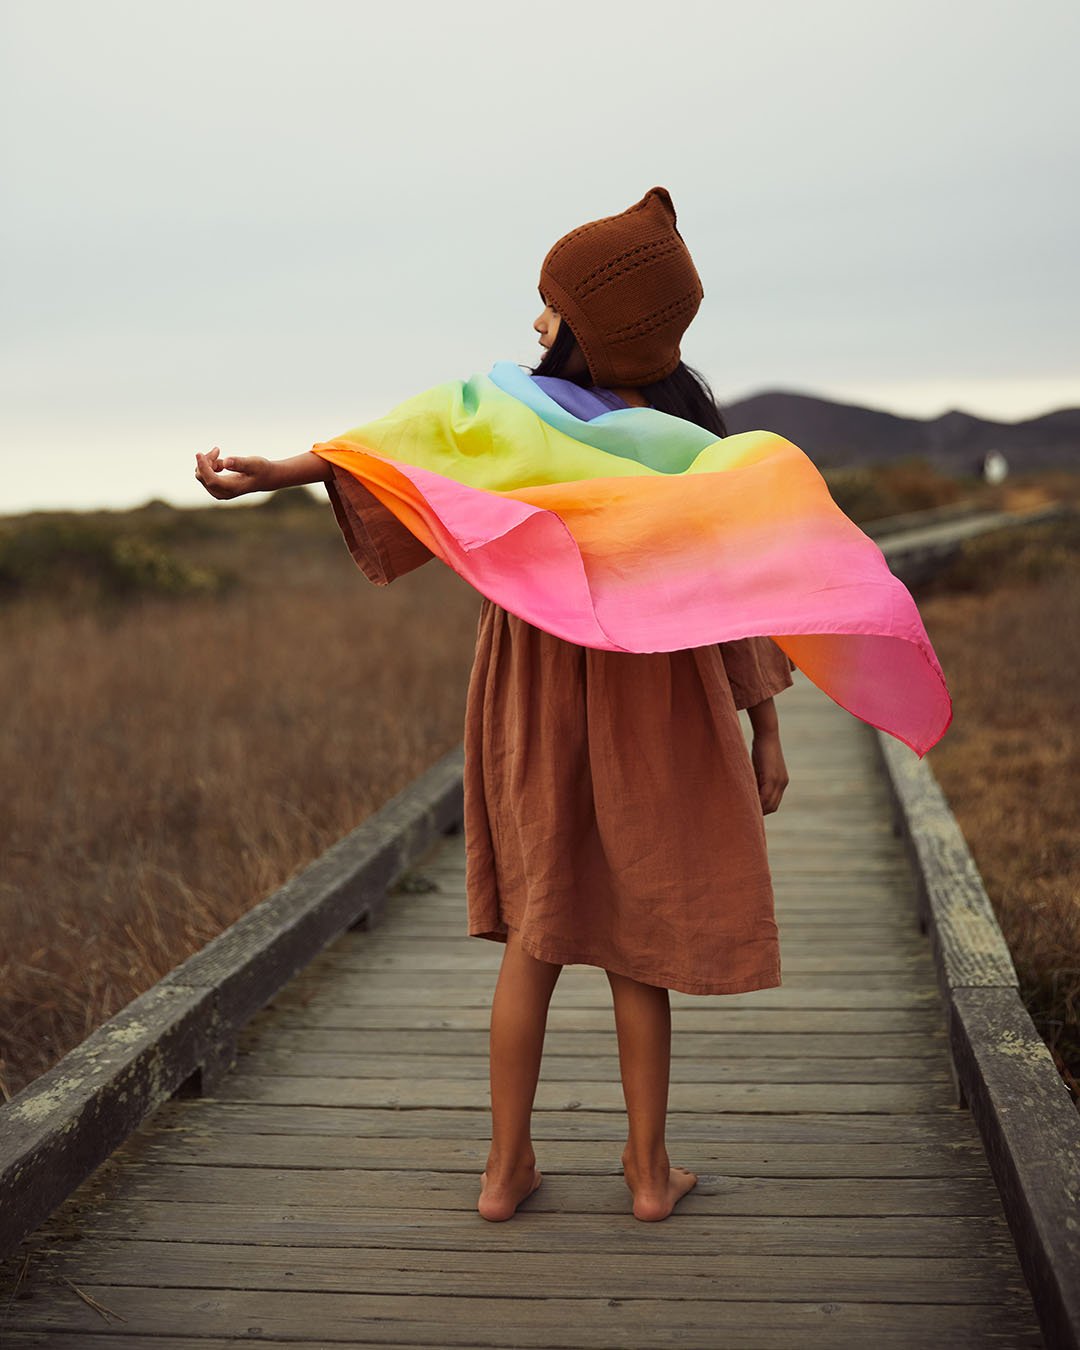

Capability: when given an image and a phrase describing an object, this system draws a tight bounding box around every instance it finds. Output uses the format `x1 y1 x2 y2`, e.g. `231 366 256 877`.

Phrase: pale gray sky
3 0 1077 513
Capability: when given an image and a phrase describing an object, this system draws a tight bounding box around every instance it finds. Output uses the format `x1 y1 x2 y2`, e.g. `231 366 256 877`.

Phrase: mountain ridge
722 390 1080 471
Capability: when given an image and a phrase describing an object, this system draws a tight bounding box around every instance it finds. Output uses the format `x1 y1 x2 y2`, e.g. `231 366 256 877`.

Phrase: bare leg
478 924 561 1221
606 968 697 1221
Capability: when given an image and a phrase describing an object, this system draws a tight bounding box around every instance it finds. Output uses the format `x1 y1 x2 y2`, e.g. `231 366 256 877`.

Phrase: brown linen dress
323 460 796 998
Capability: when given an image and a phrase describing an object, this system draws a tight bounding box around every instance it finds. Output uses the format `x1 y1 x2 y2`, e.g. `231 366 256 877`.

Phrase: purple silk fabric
529 375 631 421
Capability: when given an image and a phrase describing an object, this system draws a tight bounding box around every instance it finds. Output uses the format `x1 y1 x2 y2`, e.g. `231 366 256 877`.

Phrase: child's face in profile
534 302 560 353
533 300 592 382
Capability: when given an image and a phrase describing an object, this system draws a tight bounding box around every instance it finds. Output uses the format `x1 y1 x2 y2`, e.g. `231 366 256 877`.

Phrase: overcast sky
2 0 1077 514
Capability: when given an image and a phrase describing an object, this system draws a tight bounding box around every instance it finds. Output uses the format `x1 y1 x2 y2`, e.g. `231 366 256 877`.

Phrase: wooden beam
874 728 1080 1350
0 745 465 1259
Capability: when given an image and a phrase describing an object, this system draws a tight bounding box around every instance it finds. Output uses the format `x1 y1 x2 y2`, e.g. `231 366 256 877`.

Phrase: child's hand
194 448 273 499
751 732 789 815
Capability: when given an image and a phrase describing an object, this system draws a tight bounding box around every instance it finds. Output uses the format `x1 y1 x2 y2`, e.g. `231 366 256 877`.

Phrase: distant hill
722 390 1080 473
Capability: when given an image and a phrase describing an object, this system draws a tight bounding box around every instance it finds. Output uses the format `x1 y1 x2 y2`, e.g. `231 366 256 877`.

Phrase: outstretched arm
194 448 332 500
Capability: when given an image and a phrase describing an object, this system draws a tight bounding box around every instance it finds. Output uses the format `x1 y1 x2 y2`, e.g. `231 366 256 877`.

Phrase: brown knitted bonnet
538 185 704 388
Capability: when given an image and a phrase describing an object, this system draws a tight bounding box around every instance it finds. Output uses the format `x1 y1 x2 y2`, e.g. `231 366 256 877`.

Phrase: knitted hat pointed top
538 185 704 388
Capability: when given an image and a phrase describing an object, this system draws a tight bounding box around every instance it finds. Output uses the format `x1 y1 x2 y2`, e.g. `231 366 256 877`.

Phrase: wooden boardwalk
2 670 1044 1348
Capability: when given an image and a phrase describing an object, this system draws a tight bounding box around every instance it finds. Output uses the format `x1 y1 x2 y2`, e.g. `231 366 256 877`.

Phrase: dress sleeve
323 462 435 585
717 636 796 710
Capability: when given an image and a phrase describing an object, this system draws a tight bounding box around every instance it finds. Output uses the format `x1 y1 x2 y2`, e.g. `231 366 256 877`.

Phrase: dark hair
528 316 728 438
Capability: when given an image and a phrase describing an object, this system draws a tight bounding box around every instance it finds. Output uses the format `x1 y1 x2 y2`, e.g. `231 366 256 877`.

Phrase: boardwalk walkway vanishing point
1 663 1058 1348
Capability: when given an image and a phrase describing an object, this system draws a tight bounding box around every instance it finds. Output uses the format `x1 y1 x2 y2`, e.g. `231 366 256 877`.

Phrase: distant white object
983 449 1009 484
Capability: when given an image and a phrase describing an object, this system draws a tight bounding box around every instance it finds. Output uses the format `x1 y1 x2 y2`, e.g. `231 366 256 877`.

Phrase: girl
195 186 950 1226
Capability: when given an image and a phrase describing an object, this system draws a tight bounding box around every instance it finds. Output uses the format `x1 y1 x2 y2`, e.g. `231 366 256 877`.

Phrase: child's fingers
758 775 782 814
198 450 240 476
195 450 235 497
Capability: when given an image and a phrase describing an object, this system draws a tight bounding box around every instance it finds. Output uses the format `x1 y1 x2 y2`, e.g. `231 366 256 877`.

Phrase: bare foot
622 1149 698 1221
477 1164 543 1221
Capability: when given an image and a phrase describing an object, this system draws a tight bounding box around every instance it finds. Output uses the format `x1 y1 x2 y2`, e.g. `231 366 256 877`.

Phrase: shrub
825 458 968 524
0 517 231 603
258 484 322 511
916 511 1080 596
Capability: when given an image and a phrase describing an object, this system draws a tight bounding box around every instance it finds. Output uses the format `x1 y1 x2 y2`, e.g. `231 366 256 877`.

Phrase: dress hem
467 922 782 997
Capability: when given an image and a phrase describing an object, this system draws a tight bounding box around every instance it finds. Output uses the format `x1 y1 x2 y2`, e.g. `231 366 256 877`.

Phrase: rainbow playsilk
310 360 952 757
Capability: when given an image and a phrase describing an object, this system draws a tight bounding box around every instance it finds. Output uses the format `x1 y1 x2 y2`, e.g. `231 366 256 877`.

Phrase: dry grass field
912 496 1080 1096
0 494 482 1097
1 465 1077 1101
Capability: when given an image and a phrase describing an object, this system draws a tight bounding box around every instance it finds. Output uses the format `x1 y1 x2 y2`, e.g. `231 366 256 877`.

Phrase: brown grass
0 500 480 1097
1 476 1078 1100
913 504 1080 1093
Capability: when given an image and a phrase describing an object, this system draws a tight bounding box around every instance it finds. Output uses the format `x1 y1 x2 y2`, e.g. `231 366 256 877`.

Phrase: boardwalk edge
874 727 1080 1350
0 743 466 1260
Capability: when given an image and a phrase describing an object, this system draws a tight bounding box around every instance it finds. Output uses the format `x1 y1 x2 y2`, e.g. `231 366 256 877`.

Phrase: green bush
257 484 323 511
822 468 898 524
0 517 231 603
824 458 968 525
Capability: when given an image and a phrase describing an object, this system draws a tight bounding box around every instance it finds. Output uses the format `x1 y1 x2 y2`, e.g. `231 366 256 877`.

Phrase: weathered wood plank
363 906 926 930
369 884 921 906
0 1285 1043 1347
334 907 928 932
82 1162 1006 1218
274 978 942 1007
875 734 1016 990
407 859 917 879
258 1004 946 1033
950 984 1080 1350
356 917 929 939
229 1049 951 1084
15 1239 1031 1304
875 720 1080 1350
207 1074 956 1112
115 1132 994 1179
282 962 938 991
237 1026 950 1059
143 1100 984 1143
0 982 214 1260
0 1324 1040 1350
30 1203 1021 1256
304 950 934 973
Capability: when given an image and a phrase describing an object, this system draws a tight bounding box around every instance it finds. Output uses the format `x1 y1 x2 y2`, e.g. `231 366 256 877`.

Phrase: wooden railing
874 498 1080 1349
0 750 465 1257
874 731 1080 1349
874 501 1069 585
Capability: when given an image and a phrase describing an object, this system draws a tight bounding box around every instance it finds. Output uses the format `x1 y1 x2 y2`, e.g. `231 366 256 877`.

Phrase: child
195 186 950 1226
